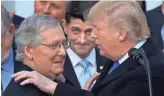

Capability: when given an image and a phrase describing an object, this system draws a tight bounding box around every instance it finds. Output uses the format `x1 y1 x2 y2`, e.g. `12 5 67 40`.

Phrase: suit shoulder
4 79 48 96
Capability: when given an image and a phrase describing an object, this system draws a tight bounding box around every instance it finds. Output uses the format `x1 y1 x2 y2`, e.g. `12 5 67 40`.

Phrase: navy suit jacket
146 5 164 50
53 39 164 96
3 64 50 96
12 14 24 29
63 47 111 88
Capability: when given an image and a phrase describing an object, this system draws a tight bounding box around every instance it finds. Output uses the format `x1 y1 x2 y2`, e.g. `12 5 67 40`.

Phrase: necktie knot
80 59 90 68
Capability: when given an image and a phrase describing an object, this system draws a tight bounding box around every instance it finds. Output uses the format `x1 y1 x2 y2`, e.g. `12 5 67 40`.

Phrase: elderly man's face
1 24 14 63
64 18 96 58
89 13 120 60
34 0 67 24
31 27 66 80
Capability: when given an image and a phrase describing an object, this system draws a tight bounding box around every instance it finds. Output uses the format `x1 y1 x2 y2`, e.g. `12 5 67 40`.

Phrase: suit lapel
96 48 102 73
95 47 109 73
92 48 114 89
94 39 154 88
63 53 81 88
96 57 138 88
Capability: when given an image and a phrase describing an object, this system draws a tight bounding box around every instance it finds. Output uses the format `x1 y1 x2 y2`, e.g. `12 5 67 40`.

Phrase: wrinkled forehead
40 27 65 44
41 27 65 38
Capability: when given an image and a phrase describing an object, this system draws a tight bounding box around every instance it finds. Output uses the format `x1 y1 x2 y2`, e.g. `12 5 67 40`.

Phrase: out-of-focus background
2 0 163 18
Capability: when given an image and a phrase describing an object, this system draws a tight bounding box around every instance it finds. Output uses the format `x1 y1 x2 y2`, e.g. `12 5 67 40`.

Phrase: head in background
34 0 68 24
62 1 98 59
1 6 15 63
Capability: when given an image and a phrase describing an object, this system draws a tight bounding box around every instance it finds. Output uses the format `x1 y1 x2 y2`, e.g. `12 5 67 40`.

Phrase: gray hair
88 1 150 41
1 5 11 34
15 14 61 62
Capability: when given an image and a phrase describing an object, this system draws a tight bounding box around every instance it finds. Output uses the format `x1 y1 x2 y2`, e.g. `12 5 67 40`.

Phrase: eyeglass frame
40 40 70 51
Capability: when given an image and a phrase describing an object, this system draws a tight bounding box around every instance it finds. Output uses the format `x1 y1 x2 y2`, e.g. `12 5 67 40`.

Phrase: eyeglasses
40 40 70 50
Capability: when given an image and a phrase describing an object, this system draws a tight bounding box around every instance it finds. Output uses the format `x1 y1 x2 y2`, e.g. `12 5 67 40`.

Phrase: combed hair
15 14 61 62
1 5 11 33
87 1 150 41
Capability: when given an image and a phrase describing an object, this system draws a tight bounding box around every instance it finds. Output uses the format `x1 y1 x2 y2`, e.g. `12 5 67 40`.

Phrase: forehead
37 0 66 6
88 12 108 29
40 27 65 42
69 18 93 29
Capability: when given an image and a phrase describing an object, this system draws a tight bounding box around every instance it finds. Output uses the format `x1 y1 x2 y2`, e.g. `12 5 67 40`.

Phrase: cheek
87 37 96 44
51 9 64 18
34 3 42 12
67 33 78 41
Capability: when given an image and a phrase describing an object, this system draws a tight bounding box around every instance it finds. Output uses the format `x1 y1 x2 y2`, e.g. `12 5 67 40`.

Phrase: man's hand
12 71 57 95
83 72 100 90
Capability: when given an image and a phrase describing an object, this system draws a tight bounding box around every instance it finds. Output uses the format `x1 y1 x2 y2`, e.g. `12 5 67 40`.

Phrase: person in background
34 0 67 24
1 6 22 93
3 14 67 96
11 1 164 96
62 1 110 89
146 1 164 51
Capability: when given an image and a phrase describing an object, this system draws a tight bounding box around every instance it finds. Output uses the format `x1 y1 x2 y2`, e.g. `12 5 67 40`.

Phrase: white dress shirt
66 48 97 83
118 39 147 64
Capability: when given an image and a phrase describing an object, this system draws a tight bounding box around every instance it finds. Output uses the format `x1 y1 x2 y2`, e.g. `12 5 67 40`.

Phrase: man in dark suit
62 1 109 89
3 14 66 96
1 6 22 93
11 1 164 96
146 2 164 51
12 14 24 29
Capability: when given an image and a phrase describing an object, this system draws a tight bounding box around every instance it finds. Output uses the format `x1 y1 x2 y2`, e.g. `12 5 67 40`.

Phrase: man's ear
62 19 68 35
24 46 34 60
118 27 127 42
9 23 15 35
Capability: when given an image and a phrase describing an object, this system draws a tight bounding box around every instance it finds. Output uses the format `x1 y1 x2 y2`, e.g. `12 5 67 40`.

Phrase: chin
100 50 109 58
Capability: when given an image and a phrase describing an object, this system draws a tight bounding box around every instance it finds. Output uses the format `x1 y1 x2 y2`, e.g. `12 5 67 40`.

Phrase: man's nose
58 45 66 56
90 31 97 40
43 3 51 14
79 33 86 44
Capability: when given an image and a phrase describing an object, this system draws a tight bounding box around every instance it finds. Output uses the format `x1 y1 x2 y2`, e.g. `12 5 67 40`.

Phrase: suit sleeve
53 82 94 96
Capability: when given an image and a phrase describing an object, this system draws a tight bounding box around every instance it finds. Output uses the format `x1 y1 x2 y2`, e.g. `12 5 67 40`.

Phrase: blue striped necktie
108 61 119 74
79 59 91 88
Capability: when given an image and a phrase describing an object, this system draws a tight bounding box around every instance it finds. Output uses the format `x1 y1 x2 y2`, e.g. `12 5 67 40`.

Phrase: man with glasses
3 14 67 96
11 1 164 96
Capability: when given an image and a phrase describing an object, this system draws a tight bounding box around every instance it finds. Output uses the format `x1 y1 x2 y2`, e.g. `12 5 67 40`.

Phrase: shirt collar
1 48 14 72
66 48 96 67
85 48 96 67
118 39 147 64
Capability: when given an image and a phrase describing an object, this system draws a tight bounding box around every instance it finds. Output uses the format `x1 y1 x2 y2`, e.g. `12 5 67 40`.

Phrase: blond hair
87 1 150 41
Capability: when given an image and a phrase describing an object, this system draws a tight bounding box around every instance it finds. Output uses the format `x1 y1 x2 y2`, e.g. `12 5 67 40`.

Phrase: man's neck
23 58 35 71
116 40 138 61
